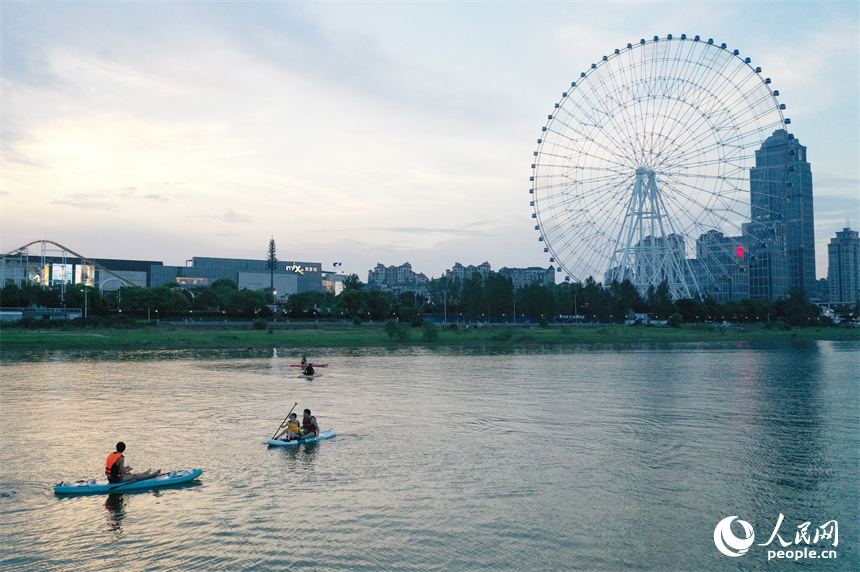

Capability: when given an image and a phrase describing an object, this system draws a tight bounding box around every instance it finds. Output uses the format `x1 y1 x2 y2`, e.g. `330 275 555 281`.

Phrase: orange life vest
106 452 123 481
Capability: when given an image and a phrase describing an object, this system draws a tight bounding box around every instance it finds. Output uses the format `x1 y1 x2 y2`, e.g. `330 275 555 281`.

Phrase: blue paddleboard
54 469 203 495
267 429 337 447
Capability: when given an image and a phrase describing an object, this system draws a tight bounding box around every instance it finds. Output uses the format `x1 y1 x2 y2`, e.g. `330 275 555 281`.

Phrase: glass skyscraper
749 129 816 297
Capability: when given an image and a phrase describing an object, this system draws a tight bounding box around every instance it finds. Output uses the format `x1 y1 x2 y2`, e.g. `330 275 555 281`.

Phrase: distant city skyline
2 3 858 280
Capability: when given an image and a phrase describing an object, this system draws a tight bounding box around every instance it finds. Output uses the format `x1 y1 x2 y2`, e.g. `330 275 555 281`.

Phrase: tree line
1 272 845 328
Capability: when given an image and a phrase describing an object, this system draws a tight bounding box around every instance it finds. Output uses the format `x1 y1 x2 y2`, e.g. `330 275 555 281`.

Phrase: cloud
814 175 860 191
214 209 251 223
52 197 119 212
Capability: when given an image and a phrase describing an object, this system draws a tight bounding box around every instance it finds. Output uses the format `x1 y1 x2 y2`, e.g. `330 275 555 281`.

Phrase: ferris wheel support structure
610 168 699 299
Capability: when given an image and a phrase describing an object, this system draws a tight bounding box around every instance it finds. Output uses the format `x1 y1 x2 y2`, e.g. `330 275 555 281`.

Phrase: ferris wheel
530 34 790 299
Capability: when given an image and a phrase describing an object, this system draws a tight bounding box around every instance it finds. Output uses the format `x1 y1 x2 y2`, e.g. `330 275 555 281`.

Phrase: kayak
297 373 323 378
267 429 337 447
54 469 203 495
290 363 328 368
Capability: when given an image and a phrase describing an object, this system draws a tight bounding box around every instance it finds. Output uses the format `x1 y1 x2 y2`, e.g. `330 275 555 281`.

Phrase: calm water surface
0 341 857 570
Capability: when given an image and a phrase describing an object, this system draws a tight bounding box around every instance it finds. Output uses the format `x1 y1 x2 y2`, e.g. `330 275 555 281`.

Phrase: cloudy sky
2 1 858 281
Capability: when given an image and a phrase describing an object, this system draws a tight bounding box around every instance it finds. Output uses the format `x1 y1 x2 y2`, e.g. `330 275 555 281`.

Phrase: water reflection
104 494 125 540
274 441 320 466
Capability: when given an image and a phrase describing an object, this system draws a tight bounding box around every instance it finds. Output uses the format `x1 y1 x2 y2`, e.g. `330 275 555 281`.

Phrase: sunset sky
2 1 857 280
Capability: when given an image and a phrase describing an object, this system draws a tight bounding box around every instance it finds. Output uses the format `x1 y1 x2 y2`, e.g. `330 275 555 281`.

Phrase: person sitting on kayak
301 409 320 438
300 355 307 365
303 364 315 376
106 442 161 483
274 413 302 441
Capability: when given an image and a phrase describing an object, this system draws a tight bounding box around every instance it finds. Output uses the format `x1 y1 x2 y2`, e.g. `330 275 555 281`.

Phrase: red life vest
106 452 123 481
302 416 317 434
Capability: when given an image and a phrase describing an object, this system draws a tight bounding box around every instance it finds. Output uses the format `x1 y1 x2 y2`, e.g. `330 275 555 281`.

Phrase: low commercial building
1 242 323 295
151 257 322 295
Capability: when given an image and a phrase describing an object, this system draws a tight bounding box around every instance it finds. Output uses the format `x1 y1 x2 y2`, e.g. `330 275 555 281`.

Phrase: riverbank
1 322 856 351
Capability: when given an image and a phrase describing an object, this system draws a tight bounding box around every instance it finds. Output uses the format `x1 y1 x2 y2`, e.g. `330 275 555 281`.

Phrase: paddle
271 402 298 439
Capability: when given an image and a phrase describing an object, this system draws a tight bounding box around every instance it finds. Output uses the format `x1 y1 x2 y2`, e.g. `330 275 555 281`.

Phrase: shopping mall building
1 252 324 296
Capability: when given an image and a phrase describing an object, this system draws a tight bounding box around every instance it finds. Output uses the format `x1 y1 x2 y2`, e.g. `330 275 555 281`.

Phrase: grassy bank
1 322 856 351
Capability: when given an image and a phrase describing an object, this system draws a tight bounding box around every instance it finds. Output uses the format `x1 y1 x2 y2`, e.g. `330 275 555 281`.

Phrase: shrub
422 321 439 342
539 317 549 328
395 322 412 341
667 313 683 328
490 329 513 341
252 318 267 330
352 316 363 326
106 314 136 329
384 318 399 339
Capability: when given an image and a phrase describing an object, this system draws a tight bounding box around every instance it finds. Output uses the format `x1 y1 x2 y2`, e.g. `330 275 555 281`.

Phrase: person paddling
303 363 315 376
274 413 302 441
106 442 160 483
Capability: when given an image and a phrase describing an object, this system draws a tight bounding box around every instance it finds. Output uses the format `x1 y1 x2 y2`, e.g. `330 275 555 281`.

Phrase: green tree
609 279 645 323
648 281 677 320
63 284 109 317
118 286 155 314
775 288 820 327
518 282 555 322
337 289 369 320
676 297 705 323
229 289 268 318
1 282 29 306
462 273 486 320
367 290 396 321
285 290 336 318
151 286 191 315
581 277 609 321
343 274 363 291
486 274 514 322
192 287 221 311
265 237 278 293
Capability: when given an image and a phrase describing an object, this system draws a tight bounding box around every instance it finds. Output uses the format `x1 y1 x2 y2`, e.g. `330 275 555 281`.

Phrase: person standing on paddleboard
106 442 160 483
302 409 320 438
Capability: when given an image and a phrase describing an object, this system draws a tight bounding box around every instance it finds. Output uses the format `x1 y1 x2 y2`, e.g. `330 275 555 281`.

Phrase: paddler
106 442 161 483
301 409 320 438
274 413 302 441
303 363 315 376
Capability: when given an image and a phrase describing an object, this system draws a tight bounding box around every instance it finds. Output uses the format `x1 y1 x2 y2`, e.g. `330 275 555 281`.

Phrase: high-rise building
749 129 816 295
692 230 749 302
498 266 556 289
743 220 789 301
367 262 428 294
446 262 492 282
827 227 860 305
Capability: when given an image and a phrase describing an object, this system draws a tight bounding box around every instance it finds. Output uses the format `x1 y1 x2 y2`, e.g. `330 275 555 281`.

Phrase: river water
0 341 856 570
